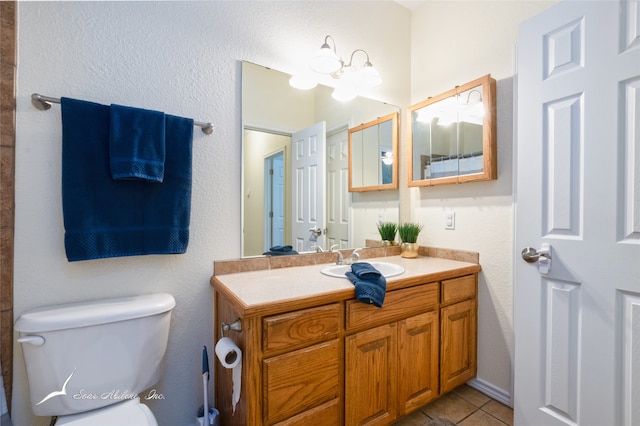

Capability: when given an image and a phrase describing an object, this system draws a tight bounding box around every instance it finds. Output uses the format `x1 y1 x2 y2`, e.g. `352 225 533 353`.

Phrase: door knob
521 247 550 263
521 243 551 273
308 227 322 237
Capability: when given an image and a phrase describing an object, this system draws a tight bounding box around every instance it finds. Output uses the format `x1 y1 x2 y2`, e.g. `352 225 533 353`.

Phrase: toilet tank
15 293 176 416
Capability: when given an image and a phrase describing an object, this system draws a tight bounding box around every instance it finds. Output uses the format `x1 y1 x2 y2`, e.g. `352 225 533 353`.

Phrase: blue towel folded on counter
61 97 194 261
350 262 383 279
109 104 166 182
262 245 299 256
345 262 386 308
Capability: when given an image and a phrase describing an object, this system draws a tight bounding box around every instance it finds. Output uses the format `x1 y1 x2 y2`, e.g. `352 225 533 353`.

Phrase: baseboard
466 378 512 407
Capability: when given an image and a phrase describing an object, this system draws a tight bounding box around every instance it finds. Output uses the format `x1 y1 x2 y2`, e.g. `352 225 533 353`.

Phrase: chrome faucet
330 244 343 265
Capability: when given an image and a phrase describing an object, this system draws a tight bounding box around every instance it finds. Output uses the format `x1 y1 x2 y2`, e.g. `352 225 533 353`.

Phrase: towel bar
31 93 214 135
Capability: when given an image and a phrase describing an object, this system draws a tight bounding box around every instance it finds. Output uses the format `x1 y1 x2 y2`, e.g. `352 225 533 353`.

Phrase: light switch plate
445 211 455 230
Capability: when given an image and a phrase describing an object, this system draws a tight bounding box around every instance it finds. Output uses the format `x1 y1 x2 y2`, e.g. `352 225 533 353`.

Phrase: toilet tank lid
15 293 176 333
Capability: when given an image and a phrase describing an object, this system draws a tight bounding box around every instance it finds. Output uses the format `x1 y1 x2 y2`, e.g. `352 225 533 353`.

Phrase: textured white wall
14 2 410 426
408 1 557 401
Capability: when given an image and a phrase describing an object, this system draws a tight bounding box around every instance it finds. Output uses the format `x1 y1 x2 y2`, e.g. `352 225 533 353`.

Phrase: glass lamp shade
309 45 342 74
353 64 382 88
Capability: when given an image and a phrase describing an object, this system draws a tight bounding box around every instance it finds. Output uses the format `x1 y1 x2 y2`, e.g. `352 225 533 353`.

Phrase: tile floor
393 385 514 426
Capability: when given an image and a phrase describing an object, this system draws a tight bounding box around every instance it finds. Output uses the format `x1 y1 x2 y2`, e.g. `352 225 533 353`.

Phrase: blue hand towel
61 97 193 261
345 262 386 308
109 104 166 182
350 262 382 279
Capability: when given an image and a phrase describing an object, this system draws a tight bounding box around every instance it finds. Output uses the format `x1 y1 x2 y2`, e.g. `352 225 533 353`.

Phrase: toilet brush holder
195 407 219 426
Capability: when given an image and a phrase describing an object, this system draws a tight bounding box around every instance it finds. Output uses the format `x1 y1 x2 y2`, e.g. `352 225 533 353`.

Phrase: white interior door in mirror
326 127 350 249
292 122 326 252
263 150 285 251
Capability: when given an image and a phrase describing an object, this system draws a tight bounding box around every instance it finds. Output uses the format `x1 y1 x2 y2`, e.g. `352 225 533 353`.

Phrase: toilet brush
202 346 210 425
196 346 219 426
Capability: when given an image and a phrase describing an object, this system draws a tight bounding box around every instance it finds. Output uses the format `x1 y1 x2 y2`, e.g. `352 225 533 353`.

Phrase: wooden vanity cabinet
214 272 478 426
440 275 478 394
344 282 440 425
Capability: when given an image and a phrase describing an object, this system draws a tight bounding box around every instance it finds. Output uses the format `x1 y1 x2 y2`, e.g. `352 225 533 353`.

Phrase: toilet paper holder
220 318 242 336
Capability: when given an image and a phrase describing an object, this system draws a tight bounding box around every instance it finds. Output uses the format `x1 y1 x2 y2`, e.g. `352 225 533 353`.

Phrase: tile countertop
211 255 482 318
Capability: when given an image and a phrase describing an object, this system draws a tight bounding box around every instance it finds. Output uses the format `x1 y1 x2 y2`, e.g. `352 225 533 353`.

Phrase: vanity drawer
346 282 438 331
263 303 341 353
441 275 476 306
263 340 340 425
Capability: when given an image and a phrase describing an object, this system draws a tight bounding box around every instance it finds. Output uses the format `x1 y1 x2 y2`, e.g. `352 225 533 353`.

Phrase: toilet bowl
15 293 175 425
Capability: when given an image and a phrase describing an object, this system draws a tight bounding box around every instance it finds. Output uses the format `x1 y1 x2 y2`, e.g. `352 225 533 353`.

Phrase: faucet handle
350 248 361 261
330 245 343 264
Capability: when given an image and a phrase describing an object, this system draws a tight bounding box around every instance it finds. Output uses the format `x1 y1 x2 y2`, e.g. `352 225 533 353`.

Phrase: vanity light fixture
290 35 382 101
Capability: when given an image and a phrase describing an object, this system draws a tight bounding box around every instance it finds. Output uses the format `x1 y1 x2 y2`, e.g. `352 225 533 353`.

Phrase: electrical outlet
445 211 455 230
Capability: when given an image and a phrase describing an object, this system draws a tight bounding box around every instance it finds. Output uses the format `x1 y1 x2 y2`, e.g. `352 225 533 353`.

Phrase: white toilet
15 293 176 425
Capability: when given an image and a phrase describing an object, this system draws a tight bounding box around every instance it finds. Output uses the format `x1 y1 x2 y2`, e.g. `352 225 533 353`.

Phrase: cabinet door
263 340 340 425
441 299 477 394
398 311 439 415
345 323 397 426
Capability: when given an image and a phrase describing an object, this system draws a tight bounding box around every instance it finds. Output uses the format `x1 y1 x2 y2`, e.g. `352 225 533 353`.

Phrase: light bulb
289 73 318 90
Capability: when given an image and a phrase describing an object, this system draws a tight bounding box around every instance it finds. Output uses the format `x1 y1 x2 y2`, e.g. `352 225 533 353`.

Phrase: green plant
398 222 423 243
377 222 397 241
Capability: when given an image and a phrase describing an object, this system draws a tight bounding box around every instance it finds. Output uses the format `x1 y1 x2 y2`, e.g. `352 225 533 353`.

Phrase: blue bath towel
345 262 386 308
61 97 193 261
109 104 166 182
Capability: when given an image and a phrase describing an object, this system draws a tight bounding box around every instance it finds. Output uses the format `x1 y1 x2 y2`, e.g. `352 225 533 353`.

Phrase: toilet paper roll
215 337 242 413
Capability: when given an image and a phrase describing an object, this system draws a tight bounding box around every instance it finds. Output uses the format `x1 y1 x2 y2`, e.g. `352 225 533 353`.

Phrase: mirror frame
407 74 497 187
348 112 399 192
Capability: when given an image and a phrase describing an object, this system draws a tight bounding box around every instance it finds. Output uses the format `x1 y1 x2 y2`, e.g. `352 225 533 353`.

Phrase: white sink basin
321 262 405 279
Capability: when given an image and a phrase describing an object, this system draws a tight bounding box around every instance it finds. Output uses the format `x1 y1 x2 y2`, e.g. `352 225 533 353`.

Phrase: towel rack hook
31 93 55 111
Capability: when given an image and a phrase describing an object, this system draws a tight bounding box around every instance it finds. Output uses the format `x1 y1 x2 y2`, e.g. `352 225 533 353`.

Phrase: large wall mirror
408 74 497 186
242 61 400 257
349 112 398 192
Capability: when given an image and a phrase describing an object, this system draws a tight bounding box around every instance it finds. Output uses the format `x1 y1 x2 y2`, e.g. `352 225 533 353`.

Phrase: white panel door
291 122 326 252
515 1 640 426
263 151 285 251
326 127 350 249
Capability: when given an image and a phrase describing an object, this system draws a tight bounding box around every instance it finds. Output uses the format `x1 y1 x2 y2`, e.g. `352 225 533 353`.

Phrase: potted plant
398 222 423 258
377 222 397 246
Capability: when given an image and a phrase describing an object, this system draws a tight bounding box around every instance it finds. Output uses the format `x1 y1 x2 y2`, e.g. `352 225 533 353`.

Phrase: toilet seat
54 397 157 426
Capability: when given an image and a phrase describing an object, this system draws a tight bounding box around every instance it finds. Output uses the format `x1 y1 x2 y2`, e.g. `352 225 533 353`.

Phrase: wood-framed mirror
348 112 399 192
408 74 497 186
